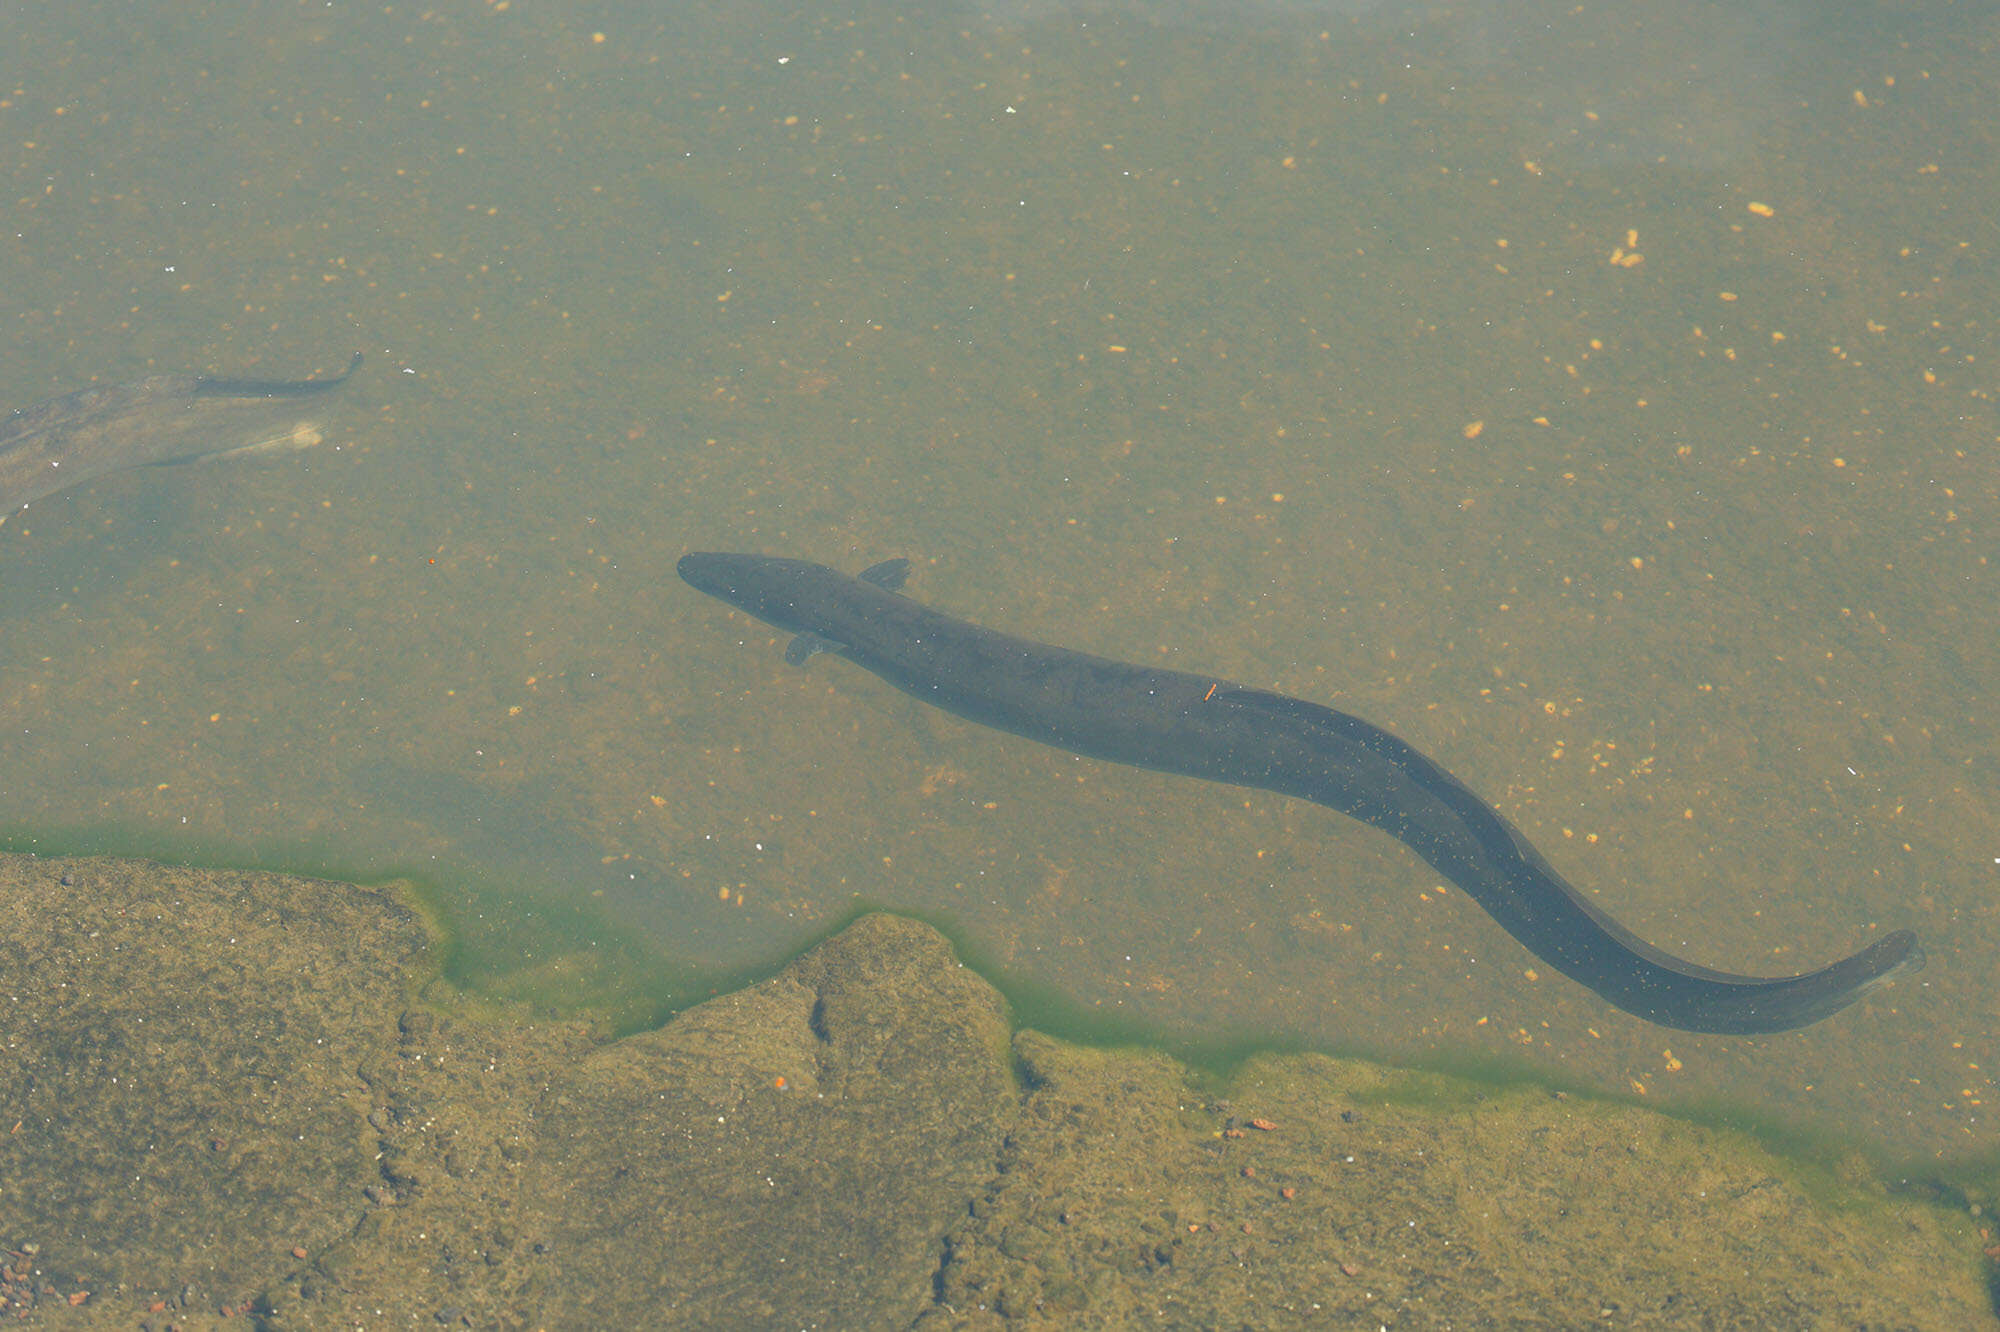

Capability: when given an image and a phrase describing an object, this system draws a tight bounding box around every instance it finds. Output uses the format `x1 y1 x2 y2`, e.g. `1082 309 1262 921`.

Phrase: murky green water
1 0 1994 1199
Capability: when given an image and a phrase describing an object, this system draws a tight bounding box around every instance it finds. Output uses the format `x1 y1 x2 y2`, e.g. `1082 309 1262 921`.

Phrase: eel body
0 352 361 524
678 551 1922 1034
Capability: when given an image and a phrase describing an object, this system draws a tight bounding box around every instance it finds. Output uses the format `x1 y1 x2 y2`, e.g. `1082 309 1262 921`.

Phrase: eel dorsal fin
859 556 911 591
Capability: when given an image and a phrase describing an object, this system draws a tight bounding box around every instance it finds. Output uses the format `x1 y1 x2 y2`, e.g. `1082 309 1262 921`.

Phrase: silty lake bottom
0 0 1995 1297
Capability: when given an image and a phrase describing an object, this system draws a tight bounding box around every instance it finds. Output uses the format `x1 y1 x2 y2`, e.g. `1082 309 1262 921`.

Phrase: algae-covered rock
257 914 1017 1330
0 851 1988 1328
925 1034 1991 1328
522 913 1016 1327
0 852 428 1316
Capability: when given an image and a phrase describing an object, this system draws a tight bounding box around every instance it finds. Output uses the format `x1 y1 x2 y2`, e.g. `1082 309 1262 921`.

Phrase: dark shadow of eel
0 352 362 525
678 551 1923 1035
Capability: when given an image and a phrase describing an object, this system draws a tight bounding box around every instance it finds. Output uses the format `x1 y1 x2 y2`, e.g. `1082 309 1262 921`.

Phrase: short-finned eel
678 552 1923 1034
0 352 362 524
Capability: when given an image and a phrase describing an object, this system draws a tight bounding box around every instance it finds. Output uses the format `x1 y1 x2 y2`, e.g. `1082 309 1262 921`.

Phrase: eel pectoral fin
785 631 838 666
